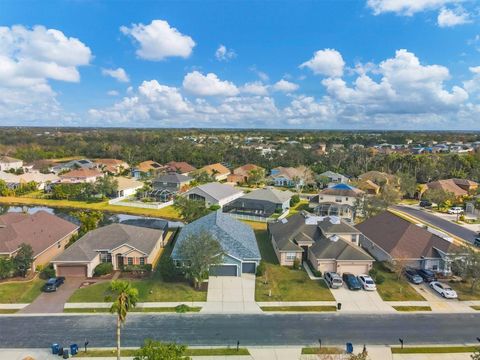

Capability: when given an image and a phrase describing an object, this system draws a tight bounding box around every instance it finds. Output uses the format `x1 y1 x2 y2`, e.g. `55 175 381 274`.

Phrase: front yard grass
301 347 343 355
392 306 431 312
64 306 201 313
447 280 480 301
77 348 250 357
0 278 44 304
253 224 334 302
0 196 181 220
391 346 477 354
373 263 425 301
261 306 336 312
68 242 206 303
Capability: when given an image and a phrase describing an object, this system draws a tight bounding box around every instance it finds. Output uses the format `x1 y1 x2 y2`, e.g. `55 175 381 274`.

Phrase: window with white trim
139 257 145 265
127 257 133 265
286 252 297 261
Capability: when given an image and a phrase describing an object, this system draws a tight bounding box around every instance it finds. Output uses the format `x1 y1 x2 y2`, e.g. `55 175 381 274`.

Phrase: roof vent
305 215 325 225
329 235 339 242
280 218 288 224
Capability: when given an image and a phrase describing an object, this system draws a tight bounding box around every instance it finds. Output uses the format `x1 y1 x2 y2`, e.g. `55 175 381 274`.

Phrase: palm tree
106 280 139 360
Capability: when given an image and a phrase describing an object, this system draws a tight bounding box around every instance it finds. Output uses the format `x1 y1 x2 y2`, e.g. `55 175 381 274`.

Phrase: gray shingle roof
317 217 360 234
186 182 243 202
172 211 261 261
53 224 163 263
241 187 293 204
309 235 373 261
154 173 192 184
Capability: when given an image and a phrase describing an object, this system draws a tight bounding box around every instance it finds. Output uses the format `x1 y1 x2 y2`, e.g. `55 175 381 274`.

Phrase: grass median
75 348 250 357
391 346 477 354
392 306 431 312
261 306 336 312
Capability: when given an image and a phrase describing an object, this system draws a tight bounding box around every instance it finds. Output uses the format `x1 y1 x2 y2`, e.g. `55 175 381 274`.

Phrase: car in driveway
342 273 362 291
474 237 480 247
417 269 437 282
404 268 423 284
42 277 65 292
429 281 458 299
357 275 376 291
324 271 343 289
447 207 464 214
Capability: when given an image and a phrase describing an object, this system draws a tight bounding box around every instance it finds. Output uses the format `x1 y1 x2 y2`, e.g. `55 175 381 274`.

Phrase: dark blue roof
330 183 356 191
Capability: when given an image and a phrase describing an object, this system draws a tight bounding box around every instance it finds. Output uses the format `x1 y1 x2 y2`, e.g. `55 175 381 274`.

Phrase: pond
0 205 184 228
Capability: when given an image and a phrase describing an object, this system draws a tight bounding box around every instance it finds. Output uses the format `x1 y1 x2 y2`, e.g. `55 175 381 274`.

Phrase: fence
226 209 289 223
108 197 173 210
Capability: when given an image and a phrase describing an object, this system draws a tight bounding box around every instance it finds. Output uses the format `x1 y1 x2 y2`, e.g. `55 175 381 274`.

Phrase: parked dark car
42 277 65 292
474 237 480 247
416 269 436 282
404 268 423 284
342 273 362 291
419 200 432 208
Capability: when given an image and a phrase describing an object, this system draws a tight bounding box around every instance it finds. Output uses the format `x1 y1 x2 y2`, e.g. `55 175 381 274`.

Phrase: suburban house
358 171 398 187
52 159 95 174
318 171 349 187
149 173 193 202
421 178 479 198
59 168 104 183
0 211 79 271
227 164 264 185
356 179 380 195
94 159 130 175
268 212 374 274
0 171 22 188
165 161 197 176
114 177 144 198
171 211 261 276
0 171 59 190
184 182 244 208
223 187 293 219
52 223 165 277
269 166 313 188
198 163 231 181
0 156 23 171
24 159 56 173
356 211 458 275
309 183 364 222
132 160 164 179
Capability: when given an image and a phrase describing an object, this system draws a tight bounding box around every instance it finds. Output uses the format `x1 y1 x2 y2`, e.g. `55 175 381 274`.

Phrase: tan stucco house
268 212 373 275
0 211 79 271
52 223 166 277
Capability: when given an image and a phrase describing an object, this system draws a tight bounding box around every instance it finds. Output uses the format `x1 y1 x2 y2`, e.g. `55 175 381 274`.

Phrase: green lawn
64 306 201 313
68 243 206 303
448 281 480 301
302 347 343 355
77 348 250 357
373 263 425 301
0 196 181 220
261 306 336 312
0 279 44 303
392 306 431 312
253 225 334 302
391 346 477 354
288 200 309 216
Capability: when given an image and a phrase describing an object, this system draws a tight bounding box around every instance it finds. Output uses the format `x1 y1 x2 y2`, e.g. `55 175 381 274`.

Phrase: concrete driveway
19 278 85 314
331 285 394 313
201 274 261 314
412 283 474 313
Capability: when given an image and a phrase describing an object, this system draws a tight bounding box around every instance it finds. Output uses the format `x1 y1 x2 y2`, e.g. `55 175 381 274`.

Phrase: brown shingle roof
136 160 164 172
166 161 196 174
59 168 103 179
0 211 78 257
200 163 230 176
356 211 456 259
233 164 264 176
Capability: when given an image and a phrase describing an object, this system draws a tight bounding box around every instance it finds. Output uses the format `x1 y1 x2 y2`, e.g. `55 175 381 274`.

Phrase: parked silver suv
324 271 343 289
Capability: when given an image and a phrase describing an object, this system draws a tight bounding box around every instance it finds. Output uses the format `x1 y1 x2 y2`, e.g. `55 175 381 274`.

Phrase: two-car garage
209 262 257 277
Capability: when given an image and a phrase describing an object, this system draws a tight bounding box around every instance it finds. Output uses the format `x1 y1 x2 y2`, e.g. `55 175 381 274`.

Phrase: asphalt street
1 313 480 348
392 205 478 243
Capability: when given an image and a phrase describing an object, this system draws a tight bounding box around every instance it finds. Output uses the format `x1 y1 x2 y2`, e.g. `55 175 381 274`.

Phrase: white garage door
337 263 370 275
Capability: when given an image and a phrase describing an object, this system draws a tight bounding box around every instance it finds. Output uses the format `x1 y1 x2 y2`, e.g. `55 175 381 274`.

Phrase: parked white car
429 281 458 299
357 275 376 291
447 207 464 214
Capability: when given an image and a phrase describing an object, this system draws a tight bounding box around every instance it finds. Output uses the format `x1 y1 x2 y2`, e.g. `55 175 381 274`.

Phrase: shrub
290 194 300 207
375 274 385 285
209 204 221 211
368 268 378 278
256 261 266 276
93 262 113 276
292 258 301 270
459 214 465 222
40 265 56 280
122 264 152 272
175 304 191 313
159 256 180 282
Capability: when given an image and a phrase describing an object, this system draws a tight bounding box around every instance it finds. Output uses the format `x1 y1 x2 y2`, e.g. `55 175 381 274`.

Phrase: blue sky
0 0 479 129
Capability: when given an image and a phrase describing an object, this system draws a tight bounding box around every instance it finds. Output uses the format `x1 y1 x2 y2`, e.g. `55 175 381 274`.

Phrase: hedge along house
356 211 459 275
52 224 165 277
0 211 79 272
268 212 373 275
171 211 261 276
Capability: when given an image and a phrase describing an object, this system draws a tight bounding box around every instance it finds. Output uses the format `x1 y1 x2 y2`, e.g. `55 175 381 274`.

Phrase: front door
301 246 308 261
116 254 124 269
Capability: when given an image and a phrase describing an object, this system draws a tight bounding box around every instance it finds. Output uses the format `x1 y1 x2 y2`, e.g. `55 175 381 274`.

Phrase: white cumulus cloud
102 67 129 82
272 79 299 92
367 0 457 16
240 81 269 95
300 49 345 77
437 7 471 27
120 20 195 61
183 71 239 97
215 44 236 61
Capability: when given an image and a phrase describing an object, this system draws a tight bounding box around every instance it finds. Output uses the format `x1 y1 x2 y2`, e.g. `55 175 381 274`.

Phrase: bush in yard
159 256 180 282
40 265 56 279
375 274 385 284
209 204 221 211
94 262 113 276
175 304 191 313
292 258 301 270
256 261 266 276
368 268 378 278
290 194 300 207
